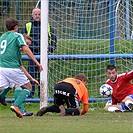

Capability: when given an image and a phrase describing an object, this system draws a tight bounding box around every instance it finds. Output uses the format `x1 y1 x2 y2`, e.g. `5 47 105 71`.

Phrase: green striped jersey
0 32 26 68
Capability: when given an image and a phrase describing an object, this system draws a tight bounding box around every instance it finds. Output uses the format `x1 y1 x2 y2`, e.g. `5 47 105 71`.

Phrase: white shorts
0 67 29 91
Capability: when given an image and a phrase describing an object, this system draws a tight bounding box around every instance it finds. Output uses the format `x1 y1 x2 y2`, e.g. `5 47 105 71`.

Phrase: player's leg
59 106 80 116
14 87 33 116
119 104 130 112
10 85 31 118
12 82 31 106
0 87 12 106
53 88 80 116
122 94 133 111
54 82 80 116
104 99 121 112
36 105 60 116
0 68 12 105
14 88 24 111
36 94 63 116
104 99 130 112
0 68 23 117
59 95 80 116
36 82 66 116
0 67 32 118
7 69 32 118
104 104 123 112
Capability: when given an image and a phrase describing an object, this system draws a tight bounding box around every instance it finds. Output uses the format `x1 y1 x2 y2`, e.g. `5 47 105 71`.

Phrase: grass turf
0 103 133 133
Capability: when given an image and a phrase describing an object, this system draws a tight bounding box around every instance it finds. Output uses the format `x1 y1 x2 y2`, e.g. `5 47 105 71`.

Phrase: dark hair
75 73 88 83
6 18 18 30
106 64 117 71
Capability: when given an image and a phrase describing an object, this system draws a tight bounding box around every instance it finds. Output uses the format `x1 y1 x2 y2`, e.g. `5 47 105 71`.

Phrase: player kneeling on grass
104 64 133 112
36 73 89 116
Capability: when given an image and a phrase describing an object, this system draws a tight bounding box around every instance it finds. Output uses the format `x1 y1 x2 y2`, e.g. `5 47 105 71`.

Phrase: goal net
0 0 133 109
46 0 133 108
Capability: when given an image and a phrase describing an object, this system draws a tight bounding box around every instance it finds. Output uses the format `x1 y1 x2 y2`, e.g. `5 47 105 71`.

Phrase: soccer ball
99 84 113 98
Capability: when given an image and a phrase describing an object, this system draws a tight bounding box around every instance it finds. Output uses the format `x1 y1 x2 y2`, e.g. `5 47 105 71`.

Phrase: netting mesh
0 0 133 107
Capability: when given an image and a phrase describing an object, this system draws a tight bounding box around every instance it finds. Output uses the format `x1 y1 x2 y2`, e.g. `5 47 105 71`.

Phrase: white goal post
40 0 49 108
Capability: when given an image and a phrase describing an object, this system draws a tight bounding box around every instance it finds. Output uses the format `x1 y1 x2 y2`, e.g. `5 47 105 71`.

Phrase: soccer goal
1 0 133 109
39 0 133 108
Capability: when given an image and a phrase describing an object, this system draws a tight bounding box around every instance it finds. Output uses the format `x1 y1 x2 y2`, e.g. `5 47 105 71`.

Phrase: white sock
125 100 133 108
108 107 120 112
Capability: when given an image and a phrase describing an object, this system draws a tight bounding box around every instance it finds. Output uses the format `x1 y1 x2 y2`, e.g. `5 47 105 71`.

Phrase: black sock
66 108 80 116
46 105 60 113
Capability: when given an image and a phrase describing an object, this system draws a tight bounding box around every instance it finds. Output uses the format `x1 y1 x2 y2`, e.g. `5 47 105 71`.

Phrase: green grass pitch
0 103 133 133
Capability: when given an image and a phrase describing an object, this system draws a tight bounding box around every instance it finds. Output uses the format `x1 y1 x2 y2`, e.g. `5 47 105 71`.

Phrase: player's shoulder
118 71 133 77
14 32 24 38
118 73 126 77
126 70 133 75
1 32 10 37
116 72 132 80
14 32 21 35
118 70 133 76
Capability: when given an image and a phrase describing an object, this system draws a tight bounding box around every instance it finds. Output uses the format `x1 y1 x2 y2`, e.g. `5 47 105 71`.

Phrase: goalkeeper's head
75 73 88 85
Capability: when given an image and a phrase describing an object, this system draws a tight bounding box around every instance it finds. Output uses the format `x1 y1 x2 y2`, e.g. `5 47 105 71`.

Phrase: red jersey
106 70 133 104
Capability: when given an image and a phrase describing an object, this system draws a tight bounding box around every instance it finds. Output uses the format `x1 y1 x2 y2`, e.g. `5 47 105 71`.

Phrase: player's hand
80 104 88 115
37 64 43 72
31 78 40 86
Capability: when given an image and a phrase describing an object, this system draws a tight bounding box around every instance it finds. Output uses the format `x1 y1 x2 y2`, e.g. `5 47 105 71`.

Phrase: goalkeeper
36 73 88 116
104 64 133 112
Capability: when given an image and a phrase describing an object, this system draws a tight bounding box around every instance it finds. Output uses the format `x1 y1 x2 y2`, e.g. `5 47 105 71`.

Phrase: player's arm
21 45 43 72
80 87 89 115
20 66 39 86
125 70 133 81
112 95 118 105
80 104 88 115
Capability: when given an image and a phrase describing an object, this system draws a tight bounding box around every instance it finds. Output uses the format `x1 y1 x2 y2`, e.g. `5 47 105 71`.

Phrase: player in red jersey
104 64 133 112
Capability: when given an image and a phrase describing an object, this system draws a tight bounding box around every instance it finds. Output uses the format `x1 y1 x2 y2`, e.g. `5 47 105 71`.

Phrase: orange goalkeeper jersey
61 78 89 105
